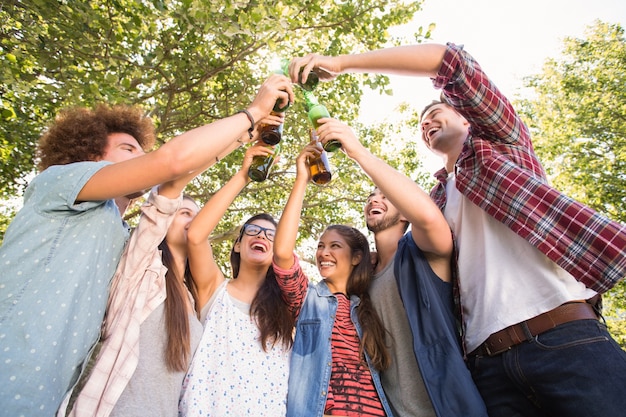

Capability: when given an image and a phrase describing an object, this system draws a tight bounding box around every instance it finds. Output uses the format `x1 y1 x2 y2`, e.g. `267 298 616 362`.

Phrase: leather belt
469 302 599 357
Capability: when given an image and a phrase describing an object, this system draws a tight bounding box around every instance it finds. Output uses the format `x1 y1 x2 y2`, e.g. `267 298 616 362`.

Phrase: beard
366 211 402 233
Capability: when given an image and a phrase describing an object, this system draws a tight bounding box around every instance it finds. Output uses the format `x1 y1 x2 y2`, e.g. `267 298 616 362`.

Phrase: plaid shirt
430 43 626 293
57 190 181 417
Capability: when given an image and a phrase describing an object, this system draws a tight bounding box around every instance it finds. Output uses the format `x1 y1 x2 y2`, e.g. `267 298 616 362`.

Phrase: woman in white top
179 140 293 417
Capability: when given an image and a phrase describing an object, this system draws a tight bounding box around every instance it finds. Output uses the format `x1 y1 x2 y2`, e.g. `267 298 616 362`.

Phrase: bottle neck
303 90 319 111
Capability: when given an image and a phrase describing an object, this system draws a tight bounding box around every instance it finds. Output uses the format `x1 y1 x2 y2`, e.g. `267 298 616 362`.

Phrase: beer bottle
248 143 280 182
280 58 319 91
303 91 341 152
306 129 332 185
258 113 283 145
272 62 290 112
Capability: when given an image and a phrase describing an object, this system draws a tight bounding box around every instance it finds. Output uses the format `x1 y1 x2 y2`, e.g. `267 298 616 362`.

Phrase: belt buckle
484 340 511 357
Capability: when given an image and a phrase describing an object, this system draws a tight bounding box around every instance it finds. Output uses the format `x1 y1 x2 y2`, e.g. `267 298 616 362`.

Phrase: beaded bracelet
237 109 255 141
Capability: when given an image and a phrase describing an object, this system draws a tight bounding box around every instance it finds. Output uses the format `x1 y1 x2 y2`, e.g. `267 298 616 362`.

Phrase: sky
359 0 626 169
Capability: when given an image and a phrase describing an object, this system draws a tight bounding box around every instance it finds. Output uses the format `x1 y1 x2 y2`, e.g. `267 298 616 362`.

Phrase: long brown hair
324 224 390 371
158 195 200 373
230 213 294 351
158 239 195 373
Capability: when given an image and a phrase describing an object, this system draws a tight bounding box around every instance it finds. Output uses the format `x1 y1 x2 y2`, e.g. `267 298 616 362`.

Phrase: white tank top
444 173 596 352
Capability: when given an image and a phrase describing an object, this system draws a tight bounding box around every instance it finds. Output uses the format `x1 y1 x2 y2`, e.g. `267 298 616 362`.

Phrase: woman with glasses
272 142 393 417
179 141 294 417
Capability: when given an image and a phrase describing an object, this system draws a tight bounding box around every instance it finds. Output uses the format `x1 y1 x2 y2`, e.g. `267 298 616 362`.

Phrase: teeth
251 243 266 252
320 261 334 267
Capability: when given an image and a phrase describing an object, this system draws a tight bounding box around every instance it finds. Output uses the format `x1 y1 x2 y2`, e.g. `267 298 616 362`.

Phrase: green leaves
1 0 433 249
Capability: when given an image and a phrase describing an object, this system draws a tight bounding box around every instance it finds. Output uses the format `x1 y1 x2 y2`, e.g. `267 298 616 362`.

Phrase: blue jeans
467 319 626 417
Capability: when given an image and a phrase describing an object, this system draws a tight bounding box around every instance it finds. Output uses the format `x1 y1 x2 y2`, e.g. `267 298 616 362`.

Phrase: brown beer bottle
258 112 284 145
306 129 332 185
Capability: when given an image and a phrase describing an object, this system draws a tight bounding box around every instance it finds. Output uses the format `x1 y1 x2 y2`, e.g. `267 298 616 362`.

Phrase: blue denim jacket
286 280 395 417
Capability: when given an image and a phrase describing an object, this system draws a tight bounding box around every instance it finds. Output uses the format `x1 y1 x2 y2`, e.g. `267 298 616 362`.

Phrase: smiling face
364 188 405 233
235 218 276 267
316 228 361 281
420 103 469 158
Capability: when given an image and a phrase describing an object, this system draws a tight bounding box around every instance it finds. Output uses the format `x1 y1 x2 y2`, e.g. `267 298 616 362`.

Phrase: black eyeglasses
242 224 276 242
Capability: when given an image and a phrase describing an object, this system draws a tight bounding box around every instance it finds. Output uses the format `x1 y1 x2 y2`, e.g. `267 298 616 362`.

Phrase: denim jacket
286 280 395 417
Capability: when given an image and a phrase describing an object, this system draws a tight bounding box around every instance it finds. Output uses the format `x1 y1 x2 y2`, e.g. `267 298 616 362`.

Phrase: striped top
326 293 385 416
275 258 385 416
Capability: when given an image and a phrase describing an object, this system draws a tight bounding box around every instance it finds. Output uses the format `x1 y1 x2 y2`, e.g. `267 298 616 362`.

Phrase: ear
351 251 362 266
234 241 241 253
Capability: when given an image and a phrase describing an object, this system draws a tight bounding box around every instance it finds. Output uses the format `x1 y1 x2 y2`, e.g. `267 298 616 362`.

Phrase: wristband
237 109 255 141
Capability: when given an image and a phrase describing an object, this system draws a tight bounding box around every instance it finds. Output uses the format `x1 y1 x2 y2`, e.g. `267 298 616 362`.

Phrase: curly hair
36 103 156 170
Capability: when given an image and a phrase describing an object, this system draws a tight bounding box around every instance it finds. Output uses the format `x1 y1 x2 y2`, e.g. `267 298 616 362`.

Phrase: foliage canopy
0 0 432 272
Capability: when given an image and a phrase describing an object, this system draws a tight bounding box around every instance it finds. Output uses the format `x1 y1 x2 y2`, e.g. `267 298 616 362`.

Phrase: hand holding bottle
288 54 341 85
316 118 366 160
258 112 286 145
306 129 332 186
295 141 321 184
241 141 275 175
248 142 281 182
247 74 294 125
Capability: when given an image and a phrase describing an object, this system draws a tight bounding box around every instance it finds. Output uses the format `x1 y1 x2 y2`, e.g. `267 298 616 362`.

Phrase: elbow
186 226 208 247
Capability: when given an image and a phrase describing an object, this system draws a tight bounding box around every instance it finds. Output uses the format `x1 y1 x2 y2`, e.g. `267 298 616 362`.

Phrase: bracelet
237 109 255 141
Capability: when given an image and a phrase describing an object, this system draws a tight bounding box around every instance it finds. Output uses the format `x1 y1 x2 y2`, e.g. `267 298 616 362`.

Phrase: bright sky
360 0 626 170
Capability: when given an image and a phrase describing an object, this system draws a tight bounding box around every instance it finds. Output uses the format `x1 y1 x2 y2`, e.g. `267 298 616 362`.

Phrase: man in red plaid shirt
290 42 626 417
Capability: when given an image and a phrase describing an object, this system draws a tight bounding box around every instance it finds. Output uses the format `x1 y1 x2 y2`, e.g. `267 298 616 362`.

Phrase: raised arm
186 141 277 309
272 142 317 270
289 43 447 85
317 118 452 259
77 74 294 202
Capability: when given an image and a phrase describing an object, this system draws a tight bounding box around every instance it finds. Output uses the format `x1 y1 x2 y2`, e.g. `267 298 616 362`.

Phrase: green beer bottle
280 58 319 91
272 62 290 112
248 143 280 182
303 91 341 152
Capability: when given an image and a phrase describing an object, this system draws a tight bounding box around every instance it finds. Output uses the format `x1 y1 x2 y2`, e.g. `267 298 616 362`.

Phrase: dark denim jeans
467 319 626 417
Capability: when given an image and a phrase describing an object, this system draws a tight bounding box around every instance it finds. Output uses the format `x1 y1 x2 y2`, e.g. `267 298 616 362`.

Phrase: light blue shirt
0 161 130 416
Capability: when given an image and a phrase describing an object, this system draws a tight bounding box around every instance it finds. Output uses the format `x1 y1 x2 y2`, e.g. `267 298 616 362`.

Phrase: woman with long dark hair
179 143 294 416
272 141 393 417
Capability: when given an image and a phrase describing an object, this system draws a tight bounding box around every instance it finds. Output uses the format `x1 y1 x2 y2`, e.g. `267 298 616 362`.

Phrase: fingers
250 74 295 120
257 112 285 127
288 54 337 84
315 118 361 155
241 141 275 170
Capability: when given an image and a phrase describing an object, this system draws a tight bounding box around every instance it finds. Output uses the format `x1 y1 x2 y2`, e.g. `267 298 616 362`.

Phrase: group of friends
2 42 626 417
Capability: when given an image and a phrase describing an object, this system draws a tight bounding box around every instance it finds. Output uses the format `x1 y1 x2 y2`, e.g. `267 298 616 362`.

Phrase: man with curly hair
0 75 293 416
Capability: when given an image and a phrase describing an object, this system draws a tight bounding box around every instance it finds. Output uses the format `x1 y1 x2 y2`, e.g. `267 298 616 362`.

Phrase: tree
516 20 626 346
0 0 434 272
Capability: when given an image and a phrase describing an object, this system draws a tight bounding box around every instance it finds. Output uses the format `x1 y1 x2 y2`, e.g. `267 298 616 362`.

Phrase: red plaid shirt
430 43 626 293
